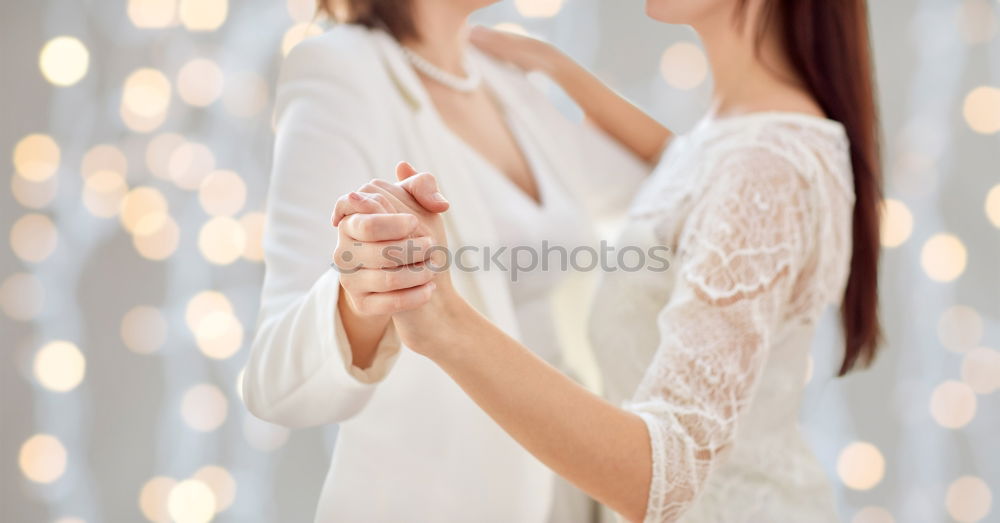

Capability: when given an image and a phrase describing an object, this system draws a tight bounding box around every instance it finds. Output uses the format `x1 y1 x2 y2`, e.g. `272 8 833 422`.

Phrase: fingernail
431 192 448 203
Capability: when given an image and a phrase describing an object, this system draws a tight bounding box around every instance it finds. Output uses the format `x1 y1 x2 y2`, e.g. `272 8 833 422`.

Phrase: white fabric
589 113 853 522
241 25 647 523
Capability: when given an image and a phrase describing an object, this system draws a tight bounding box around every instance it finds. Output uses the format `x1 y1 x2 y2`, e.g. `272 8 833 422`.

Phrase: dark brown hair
742 0 883 375
316 0 417 41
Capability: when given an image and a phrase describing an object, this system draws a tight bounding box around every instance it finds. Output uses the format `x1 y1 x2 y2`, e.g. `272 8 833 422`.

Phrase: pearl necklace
402 47 483 93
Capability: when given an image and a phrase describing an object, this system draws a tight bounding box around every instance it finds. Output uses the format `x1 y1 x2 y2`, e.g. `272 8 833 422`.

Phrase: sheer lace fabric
590 114 853 522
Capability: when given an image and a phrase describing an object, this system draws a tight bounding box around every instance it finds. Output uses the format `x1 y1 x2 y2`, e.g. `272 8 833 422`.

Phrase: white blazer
242 25 647 523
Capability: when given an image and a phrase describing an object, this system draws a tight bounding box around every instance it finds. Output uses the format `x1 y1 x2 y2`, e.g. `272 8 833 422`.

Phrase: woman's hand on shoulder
469 25 565 76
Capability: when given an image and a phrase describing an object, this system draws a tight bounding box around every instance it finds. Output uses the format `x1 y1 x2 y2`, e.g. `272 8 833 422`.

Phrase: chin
644 0 728 24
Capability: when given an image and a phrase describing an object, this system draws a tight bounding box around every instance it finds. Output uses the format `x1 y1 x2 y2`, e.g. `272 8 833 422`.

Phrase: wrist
539 44 572 81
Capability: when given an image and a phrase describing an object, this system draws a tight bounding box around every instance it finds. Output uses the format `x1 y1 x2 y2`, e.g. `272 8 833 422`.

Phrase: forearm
545 52 672 164
416 298 652 522
338 291 392 369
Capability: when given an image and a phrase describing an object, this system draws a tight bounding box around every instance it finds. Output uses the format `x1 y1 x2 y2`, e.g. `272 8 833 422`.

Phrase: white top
589 113 853 522
241 25 648 523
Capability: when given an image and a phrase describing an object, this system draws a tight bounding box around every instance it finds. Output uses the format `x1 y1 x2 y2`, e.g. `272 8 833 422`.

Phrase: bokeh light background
2 0 998 522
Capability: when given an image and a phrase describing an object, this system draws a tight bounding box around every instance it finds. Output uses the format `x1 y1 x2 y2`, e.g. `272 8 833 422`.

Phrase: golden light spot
168 142 216 190
223 72 269 118
19 434 67 483
193 465 237 512
239 212 266 262
961 347 1000 395
963 86 1000 134
181 384 228 432
39 37 89 87
852 506 894 523
139 476 177 523
179 0 228 32
938 305 983 353
879 199 913 248
186 291 233 333
0 273 45 321
121 69 172 133
13 134 60 182
836 441 885 490
167 479 217 523
198 170 246 217
11 173 58 209
10 214 58 263
946 476 993 522
121 306 168 354
177 58 224 107
659 42 708 90
930 380 977 429
493 23 530 37
120 186 168 235
81 144 127 180
198 216 247 265
83 170 128 218
128 0 178 28
243 415 290 451
986 184 1000 228
286 0 316 22
195 310 243 360
282 22 324 56
34 340 86 392
514 0 565 18
920 234 967 282
958 0 999 45
133 215 180 261
146 133 186 180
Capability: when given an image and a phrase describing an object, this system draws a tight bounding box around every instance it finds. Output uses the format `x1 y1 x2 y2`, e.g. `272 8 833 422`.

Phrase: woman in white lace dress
330 0 883 521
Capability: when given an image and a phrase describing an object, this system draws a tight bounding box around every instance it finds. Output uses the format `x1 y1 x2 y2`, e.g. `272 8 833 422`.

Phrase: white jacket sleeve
242 37 401 428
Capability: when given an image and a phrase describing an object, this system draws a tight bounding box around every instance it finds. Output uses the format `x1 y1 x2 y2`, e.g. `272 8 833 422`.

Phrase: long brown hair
742 0 883 375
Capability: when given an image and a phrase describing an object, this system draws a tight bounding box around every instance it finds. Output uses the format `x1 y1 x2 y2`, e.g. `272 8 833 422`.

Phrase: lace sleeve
626 146 817 522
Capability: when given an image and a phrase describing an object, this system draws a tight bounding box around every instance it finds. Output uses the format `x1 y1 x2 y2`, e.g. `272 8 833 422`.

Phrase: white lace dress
589 113 854 522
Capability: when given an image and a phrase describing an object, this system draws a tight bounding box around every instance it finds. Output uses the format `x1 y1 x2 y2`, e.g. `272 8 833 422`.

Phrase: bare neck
401 2 473 76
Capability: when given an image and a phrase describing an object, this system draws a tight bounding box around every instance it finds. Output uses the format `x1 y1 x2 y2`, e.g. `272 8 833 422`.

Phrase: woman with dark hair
333 0 883 521
242 0 651 522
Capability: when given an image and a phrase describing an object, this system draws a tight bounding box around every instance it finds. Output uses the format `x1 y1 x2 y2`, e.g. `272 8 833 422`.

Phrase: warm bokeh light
168 141 216 190
946 476 993 522
963 86 1000 134
920 233 967 282
852 506 894 523
282 22 324 56
195 310 244 359
880 199 914 248
223 72 269 118
120 186 169 235
81 144 128 180
239 212 266 261
243 415 291 452
39 36 89 87
986 184 1000 228
515 0 565 18
133 215 181 261
186 291 233 332
83 170 129 218
13 134 60 182
121 68 172 133
198 169 246 216
198 216 247 265
961 347 1000 395
177 58 225 107
836 442 885 490
139 475 177 523
193 465 237 512
167 479 217 523
19 434 67 484
659 42 709 90
121 306 168 354
146 133 186 180
34 340 86 392
0 272 45 321
179 0 228 32
930 380 977 429
181 384 228 432
128 0 178 28
11 173 58 209
938 305 983 353
10 213 58 263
